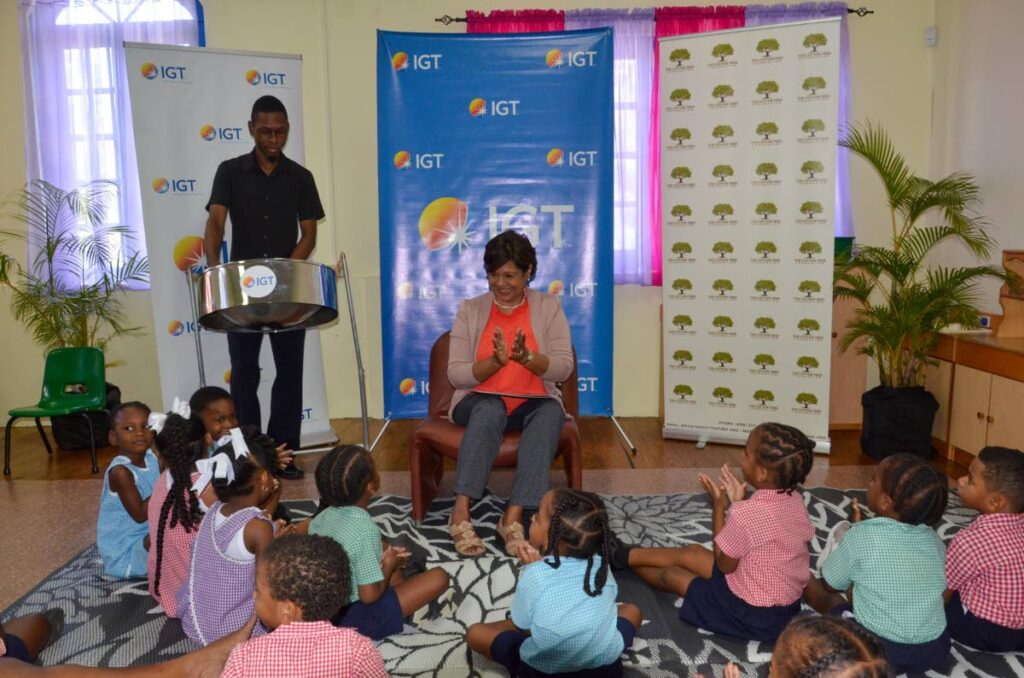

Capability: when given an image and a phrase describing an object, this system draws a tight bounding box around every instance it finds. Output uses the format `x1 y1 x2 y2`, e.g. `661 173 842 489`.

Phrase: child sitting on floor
945 446 1024 652
177 428 282 645
308 445 450 641
145 406 217 617
97 402 160 579
220 534 387 677
612 422 815 642
721 614 891 678
0 609 63 665
468 488 643 677
804 453 950 675
189 385 296 472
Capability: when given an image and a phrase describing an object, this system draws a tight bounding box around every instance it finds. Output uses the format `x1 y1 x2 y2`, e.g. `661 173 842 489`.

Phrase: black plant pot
860 385 938 460
51 382 122 450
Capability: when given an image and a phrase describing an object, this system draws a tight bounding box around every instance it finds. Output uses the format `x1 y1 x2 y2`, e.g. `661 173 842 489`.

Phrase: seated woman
447 230 574 557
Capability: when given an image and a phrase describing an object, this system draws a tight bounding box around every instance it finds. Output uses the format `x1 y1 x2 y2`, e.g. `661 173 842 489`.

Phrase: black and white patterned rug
4 488 1023 677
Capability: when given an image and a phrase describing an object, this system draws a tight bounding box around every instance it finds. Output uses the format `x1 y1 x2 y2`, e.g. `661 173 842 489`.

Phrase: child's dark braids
880 454 948 526
153 413 202 596
774 615 890 678
543 489 613 597
209 425 275 501
752 422 815 493
314 445 375 509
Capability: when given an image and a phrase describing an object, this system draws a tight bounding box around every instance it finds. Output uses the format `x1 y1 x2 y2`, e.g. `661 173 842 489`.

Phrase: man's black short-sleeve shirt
206 151 325 261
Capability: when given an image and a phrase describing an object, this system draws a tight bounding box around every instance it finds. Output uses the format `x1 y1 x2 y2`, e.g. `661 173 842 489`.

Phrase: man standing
203 95 324 479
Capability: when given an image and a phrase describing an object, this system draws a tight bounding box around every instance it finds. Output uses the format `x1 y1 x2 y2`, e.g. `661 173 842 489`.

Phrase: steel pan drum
198 258 337 332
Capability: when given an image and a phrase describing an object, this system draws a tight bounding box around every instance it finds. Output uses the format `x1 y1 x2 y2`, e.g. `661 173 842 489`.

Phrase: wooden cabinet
947 364 1024 457
986 375 1024 450
924 358 953 443
829 295 867 427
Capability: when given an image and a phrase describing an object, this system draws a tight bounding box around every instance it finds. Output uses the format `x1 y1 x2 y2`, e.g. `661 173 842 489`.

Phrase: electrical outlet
979 315 991 328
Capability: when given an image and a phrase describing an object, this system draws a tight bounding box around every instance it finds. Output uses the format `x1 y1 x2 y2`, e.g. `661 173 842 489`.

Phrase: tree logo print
672 279 693 295
712 43 734 62
712 125 734 142
804 33 828 52
799 241 823 259
711 84 734 102
756 38 780 57
755 202 777 219
674 384 694 400
712 386 734 403
796 392 818 408
712 242 734 259
802 76 827 95
754 280 776 296
798 318 820 335
754 353 775 370
672 314 693 330
671 166 692 183
797 356 820 373
756 80 779 99
672 349 693 366
712 204 734 220
712 315 733 332
802 118 825 137
756 122 779 140
712 351 733 368
754 316 776 333
670 128 692 145
755 162 778 180
801 160 825 179
669 48 691 66
671 204 692 221
671 242 692 258
712 278 734 295
712 165 734 182
799 280 822 297
753 389 775 406
670 88 692 106
800 201 823 218
755 241 777 258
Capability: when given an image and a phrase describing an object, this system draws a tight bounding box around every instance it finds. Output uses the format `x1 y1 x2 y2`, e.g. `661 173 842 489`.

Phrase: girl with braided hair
612 422 816 642
467 488 643 676
804 453 950 675
308 445 450 640
145 410 217 617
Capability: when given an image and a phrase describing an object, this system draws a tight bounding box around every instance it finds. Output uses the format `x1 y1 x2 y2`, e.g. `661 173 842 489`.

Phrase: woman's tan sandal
449 520 485 557
497 520 527 557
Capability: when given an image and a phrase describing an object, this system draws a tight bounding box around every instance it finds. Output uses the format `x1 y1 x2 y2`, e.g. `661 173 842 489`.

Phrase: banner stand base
663 426 831 455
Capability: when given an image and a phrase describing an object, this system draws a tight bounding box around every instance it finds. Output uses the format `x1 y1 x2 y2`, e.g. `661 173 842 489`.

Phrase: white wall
0 0 940 420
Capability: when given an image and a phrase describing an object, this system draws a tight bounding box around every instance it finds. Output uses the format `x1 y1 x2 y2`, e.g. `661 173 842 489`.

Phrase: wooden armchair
408 331 582 521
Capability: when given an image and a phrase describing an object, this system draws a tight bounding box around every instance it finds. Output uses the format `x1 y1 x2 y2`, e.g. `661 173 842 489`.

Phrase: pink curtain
649 6 745 285
466 9 565 33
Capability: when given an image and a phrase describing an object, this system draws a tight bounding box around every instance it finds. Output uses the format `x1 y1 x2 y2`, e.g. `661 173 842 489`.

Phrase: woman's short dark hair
483 230 537 281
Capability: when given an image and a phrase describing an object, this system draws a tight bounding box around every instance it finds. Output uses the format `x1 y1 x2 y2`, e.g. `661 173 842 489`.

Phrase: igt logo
167 320 201 336
546 49 598 68
200 125 244 142
487 203 575 249
547 148 597 167
393 150 444 170
140 62 187 80
245 69 286 86
152 177 197 194
578 377 599 392
468 97 520 117
392 51 442 71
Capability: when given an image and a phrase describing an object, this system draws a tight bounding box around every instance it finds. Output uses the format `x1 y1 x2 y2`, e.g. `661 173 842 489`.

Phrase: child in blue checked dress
308 445 450 640
804 453 951 675
97 402 160 578
467 488 643 677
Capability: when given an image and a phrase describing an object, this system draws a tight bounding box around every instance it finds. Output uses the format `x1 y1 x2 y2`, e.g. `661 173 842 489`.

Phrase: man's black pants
227 329 305 450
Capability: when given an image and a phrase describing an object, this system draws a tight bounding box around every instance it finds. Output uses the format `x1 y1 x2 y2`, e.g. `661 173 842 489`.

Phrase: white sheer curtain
19 0 200 288
565 9 656 285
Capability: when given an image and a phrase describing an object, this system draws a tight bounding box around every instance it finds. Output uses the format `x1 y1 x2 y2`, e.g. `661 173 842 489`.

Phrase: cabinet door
924 359 953 443
986 376 1024 451
949 365 991 454
829 296 867 426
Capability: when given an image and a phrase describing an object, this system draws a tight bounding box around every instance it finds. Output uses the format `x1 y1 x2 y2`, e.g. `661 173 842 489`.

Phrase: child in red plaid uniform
612 423 815 642
221 533 387 678
946 446 1024 652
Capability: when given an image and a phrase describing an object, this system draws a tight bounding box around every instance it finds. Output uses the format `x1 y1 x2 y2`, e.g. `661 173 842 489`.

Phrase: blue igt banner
377 29 613 418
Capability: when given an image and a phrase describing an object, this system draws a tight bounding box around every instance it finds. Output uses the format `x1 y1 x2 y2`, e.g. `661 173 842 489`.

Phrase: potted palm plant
0 179 149 448
834 123 1018 459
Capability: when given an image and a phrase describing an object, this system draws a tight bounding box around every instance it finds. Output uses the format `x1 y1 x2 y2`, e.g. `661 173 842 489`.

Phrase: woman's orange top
472 298 547 413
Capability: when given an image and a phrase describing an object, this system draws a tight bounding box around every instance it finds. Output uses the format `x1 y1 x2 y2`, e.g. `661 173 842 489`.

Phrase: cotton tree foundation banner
378 30 613 418
125 44 334 447
660 19 840 450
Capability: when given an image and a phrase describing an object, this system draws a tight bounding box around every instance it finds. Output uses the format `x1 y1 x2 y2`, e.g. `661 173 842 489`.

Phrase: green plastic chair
4 347 106 476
